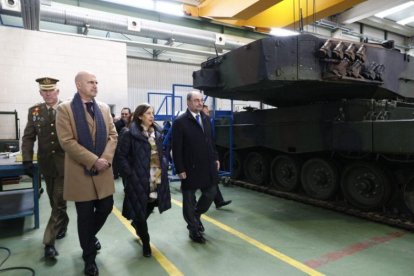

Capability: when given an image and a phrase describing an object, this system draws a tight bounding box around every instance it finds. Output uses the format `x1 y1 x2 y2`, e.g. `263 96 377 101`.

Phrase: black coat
118 122 171 221
172 109 219 190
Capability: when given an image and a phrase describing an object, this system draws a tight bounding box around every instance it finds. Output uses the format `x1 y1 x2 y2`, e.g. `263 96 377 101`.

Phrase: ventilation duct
39 4 246 51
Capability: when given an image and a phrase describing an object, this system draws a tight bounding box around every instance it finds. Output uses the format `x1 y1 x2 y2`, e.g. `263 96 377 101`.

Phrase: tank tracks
229 179 414 232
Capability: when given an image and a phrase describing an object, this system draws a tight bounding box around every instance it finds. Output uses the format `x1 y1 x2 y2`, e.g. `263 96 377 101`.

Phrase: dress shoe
44 245 58 259
93 237 101 251
84 262 99 276
56 229 67 240
198 221 205 233
216 200 232 209
189 231 205 244
142 242 152 257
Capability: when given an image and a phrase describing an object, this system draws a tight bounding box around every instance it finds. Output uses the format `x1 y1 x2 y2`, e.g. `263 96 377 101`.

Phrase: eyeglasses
121 113 129 116
191 99 204 103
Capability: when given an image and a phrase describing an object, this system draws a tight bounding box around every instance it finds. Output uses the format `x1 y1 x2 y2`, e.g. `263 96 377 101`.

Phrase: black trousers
132 201 157 243
214 185 225 206
182 185 217 232
75 195 113 264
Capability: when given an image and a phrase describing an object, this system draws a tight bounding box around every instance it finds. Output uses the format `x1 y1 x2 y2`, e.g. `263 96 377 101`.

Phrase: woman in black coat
118 103 171 257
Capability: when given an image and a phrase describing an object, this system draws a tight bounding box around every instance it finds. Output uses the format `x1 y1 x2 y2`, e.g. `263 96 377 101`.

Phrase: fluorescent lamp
375 1 414 18
270 28 299 37
397 15 414 25
100 0 184 16
101 0 154 9
156 1 184 16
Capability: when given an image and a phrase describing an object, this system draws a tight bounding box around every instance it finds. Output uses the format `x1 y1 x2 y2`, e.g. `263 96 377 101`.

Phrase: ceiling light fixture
375 1 414 18
100 0 184 16
269 28 299 37
397 15 414 25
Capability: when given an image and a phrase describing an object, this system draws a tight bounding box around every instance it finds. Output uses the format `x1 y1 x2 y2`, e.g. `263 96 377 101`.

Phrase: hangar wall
0 26 128 139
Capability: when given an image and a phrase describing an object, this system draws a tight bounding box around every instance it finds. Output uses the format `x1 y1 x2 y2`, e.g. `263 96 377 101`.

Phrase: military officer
21 77 69 259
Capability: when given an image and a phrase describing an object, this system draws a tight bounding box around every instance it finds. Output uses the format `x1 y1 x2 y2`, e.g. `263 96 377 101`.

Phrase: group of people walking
21 72 230 275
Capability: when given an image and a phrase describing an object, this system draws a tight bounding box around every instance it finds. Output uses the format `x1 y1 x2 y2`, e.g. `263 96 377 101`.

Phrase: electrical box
0 111 19 153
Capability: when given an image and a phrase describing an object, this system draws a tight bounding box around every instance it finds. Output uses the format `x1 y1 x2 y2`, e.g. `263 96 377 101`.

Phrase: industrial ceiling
0 0 413 64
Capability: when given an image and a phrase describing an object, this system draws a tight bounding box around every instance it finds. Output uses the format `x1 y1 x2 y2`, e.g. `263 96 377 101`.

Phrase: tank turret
193 34 414 107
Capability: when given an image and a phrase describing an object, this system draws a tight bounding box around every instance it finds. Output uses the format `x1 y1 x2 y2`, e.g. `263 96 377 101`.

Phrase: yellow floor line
171 198 324 276
112 206 183 276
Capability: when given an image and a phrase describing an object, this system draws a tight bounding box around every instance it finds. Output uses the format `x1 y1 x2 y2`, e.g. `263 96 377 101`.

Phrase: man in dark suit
22 77 69 259
202 104 232 209
172 91 219 243
114 107 131 133
113 107 131 180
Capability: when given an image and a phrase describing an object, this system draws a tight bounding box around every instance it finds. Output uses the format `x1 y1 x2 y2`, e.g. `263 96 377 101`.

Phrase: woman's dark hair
133 103 152 130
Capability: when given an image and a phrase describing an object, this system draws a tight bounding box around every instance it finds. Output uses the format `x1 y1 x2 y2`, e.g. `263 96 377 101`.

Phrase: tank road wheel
243 151 270 185
301 158 338 200
403 178 414 215
341 162 391 210
223 151 243 179
270 155 301 191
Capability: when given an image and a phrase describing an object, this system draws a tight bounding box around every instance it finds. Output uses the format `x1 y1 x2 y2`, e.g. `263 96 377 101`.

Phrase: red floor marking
304 231 406 268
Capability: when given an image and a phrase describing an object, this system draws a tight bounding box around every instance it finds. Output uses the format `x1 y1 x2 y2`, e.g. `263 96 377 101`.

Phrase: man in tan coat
22 77 69 260
56 71 117 276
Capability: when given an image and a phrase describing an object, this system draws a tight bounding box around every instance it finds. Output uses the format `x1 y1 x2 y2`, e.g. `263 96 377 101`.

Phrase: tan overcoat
56 98 117 202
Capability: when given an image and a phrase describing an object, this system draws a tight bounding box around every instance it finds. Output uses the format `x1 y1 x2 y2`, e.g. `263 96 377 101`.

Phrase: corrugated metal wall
127 58 264 118
127 58 198 116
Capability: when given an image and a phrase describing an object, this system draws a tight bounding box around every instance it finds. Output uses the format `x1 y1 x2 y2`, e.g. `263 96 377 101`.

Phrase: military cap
36 77 59 91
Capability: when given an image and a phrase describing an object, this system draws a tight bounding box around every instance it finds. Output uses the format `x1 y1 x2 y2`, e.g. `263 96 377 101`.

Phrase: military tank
193 33 414 217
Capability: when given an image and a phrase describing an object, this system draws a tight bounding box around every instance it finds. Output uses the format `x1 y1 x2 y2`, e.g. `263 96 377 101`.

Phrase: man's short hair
187 91 202 101
121 107 131 114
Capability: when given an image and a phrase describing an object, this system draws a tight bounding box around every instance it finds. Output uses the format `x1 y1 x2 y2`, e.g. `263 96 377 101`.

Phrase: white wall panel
127 58 198 117
0 26 128 144
364 25 385 42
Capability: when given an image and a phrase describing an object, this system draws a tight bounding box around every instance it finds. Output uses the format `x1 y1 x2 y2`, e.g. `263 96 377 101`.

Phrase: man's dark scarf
71 92 107 175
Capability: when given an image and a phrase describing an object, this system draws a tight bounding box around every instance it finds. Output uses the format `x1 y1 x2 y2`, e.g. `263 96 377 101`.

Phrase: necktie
48 107 55 121
85 102 94 119
196 114 203 131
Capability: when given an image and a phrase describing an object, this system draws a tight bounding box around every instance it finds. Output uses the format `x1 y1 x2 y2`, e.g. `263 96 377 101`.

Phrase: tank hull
214 100 414 215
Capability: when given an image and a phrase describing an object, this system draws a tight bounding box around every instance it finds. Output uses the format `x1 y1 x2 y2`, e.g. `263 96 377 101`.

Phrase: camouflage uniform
22 101 69 247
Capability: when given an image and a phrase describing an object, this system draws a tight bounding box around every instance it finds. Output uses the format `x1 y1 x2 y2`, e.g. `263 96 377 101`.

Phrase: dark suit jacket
115 119 127 133
172 109 218 190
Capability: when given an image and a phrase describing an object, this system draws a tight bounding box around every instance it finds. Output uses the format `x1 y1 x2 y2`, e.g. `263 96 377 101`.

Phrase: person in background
118 103 171 257
56 71 117 276
22 77 69 260
172 91 219 244
113 107 132 179
202 104 232 209
115 107 131 133
112 107 131 182
162 120 172 165
162 120 171 138
114 111 133 187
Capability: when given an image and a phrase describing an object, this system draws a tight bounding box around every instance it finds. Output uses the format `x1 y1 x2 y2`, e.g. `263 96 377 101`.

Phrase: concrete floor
0 178 413 276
